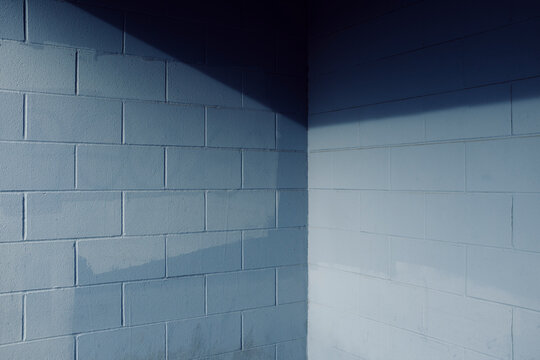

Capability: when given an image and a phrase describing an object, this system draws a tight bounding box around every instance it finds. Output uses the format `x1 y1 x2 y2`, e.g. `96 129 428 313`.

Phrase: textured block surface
0 2 309 357
467 247 540 309
467 137 540 192
78 51 165 100
28 0 122 52
125 14 205 62
124 277 205 325
0 242 74 292
167 62 241 106
277 190 308 228
0 92 23 140
25 284 121 339
207 191 276 230
207 108 275 149
207 269 276 313
26 192 121 240
27 94 121 143
0 0 24 40
123 191 204 235
243 151 307 189
278 265 308 304
512 77 540 135
0 143 74 191
389 237 466 294
167 231 241 276
167 313 241 358
277 113 307 151
0 337 74 360
390 143 465 191
166 148 241 189
425 193 512 247
0 193 22 242
513 194 540 252
77 324 165 360
277 339 307 360
0 294 22 345
77 236 165 285
76 145 164 190
244 229 307 269
309 228 388 278
124 102 204 146
514 308 540 360
0 41 75 93
307 4 540 359
243 302 307 347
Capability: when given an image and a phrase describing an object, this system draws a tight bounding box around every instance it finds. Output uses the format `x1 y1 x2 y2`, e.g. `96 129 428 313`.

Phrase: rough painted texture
308 1 540 359
0 1 307 358
6 1 538 359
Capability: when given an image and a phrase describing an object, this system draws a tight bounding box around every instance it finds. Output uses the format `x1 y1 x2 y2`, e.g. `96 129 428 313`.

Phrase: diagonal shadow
66 0 308 126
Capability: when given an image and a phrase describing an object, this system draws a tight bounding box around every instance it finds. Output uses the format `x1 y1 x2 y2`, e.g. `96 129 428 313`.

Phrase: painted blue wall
0 0 307 358
3 1 540 359
308 1 540 359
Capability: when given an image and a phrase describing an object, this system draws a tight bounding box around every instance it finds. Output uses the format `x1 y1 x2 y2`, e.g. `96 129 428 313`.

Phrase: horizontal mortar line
4 276 204 297
308 133 540 153
5 187 539 196
309 187 467 193
74 187 249 192
73 321 169 335
311 14 540 78
0 338 26 347
0 188 277 194
0 88 306 116
0 139 307 153
0 38 129 55
0 39 306 81
132 302 306 328
308 258 405 277
74 234 165 240
308 300 510 359
233 187 306 191
79 265 302 289
272 263 308 270
307 261 390 282
311 346 364 360
308 73 540 116
307 188 540 196
465 295 540 315
0 334 75 349
309 262 538 310
0 238 78 245
1 225 306 244
8 288 301 318
21 324 125 344
308 225 540 254
237 300 306 313
188 343 288 359
272 337 307 346
239 336 308 352
308 0 424 40
165 263 307 280
7 186 540 196
4 318 306 349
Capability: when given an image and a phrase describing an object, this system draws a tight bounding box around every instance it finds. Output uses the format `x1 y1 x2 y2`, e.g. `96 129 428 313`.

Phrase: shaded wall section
308 1 540 359
0 0 308 359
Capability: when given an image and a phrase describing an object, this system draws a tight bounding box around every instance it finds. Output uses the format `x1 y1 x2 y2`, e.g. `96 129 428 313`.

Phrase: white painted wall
307 1 540 359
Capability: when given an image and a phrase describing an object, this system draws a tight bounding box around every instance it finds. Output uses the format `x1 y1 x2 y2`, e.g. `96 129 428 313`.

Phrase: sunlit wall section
307 1 540 359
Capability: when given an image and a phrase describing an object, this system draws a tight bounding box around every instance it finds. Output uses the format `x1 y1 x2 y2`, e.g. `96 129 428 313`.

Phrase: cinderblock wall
0 0 307 358
308 1 540 359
